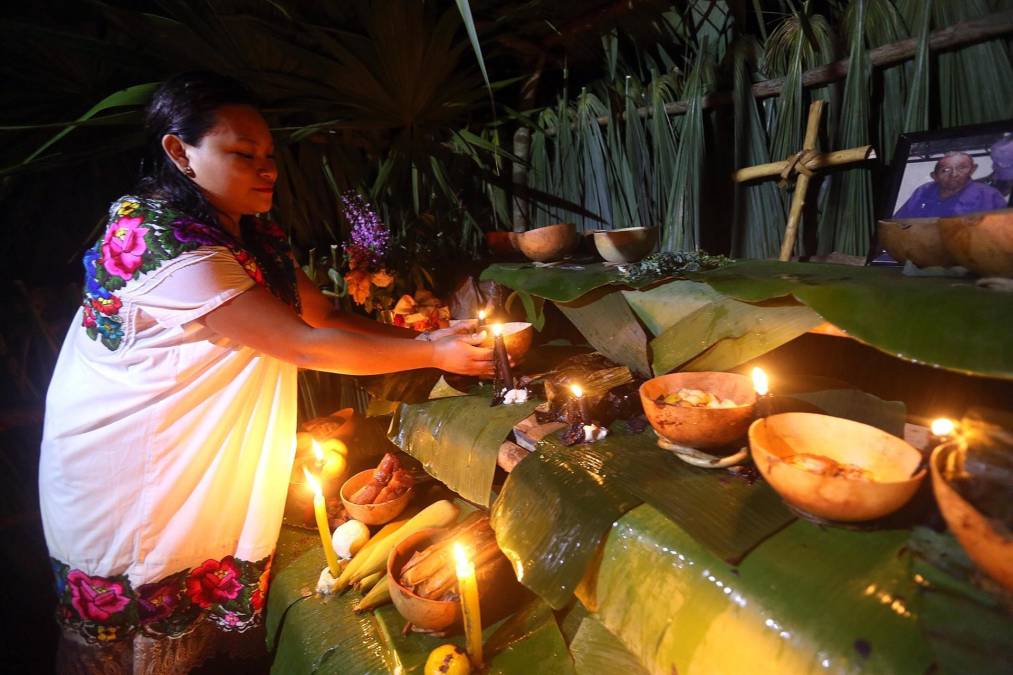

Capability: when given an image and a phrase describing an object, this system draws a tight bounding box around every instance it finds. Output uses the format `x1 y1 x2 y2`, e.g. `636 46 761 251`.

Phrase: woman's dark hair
138 71 259 226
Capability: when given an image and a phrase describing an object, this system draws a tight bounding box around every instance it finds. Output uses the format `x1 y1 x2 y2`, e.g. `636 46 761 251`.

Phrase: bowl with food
340 453 414 525
639 372 757 450
749 412 926 522
931 440 1013 592
449 320 534 362
387 514 524 631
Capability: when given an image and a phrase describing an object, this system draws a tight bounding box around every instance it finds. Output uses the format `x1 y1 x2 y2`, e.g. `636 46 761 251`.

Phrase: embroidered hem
51 554 271 645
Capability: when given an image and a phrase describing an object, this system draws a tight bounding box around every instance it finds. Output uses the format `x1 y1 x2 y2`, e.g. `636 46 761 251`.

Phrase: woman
39 72 493 674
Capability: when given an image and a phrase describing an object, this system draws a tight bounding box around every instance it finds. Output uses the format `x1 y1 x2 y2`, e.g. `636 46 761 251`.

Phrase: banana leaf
362 368 443 405
571 615 651 675
481 262 649 304
590 506 934 675
556 290 651 377
622 280 724 336
389 390 539 505
372 597 576 675
650 297 821 375
267 531 388 674
908 528 1013 675
689 260 1013 380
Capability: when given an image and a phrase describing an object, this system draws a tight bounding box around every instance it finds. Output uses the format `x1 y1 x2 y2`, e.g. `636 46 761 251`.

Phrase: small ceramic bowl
593 227 659 263
517 223 577 262
340 468 412 525
876 217 956 267
639 372 757 450
931 441 1013 591
749 412 926 522
937 208 1013 277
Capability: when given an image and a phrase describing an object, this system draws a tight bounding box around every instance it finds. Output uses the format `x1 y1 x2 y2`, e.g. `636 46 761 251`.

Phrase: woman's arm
295 264 419 338
199 286 494 376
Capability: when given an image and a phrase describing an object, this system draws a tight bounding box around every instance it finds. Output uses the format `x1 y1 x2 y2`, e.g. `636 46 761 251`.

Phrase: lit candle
304 467 340 578
751 367 771 417
477 309 487 329
453 542 483 668
931 417 956 442
570 384 590 423
491 323 513 390
312 439 346 487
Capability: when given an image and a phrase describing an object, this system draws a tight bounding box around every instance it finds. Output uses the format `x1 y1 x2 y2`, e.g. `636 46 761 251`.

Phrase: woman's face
167 104 277 224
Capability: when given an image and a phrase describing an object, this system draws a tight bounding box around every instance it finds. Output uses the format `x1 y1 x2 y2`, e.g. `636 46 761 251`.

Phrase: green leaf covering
372 597 575 675
481 262 649 304
557 291 651 377
908 527 1013 675
389 391 539 505
591 506 934 675
484 260 1013 380
622 280 724 336
570 615 651 675
266 532 389 674
491 424 795 608
691 260 1013 380
650 297 820 375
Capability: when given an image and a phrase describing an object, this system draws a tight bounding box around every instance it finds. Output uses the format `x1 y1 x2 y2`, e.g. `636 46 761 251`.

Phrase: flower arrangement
340 192 396 312
331 193 450 331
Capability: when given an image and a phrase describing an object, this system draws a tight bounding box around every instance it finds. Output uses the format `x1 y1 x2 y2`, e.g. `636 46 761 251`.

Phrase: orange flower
344 269 371 305
370 269 394 288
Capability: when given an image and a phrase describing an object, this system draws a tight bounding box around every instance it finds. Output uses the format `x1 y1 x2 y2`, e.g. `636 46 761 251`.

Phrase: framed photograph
868 120 1013 265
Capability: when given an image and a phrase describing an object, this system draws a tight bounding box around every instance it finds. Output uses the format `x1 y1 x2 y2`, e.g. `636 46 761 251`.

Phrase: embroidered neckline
80 196 299 351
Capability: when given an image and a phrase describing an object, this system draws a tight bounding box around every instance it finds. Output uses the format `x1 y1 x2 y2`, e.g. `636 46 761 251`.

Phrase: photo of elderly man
894 151 1007 218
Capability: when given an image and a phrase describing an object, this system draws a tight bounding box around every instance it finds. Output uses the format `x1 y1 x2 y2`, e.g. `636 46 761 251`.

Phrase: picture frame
867 120 1013 265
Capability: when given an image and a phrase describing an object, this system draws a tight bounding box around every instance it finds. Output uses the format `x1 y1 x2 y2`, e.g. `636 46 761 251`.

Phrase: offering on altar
331 519 370 560
392 290 451 331
340 453 414 525
930 409 1013 591
656 387 741 409
538 353 641 426
640 371 757 450
425 645 472 675
749 412 925 522
387 513 521 632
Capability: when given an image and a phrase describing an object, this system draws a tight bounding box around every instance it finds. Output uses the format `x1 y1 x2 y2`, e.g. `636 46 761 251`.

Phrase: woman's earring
183 165 196 178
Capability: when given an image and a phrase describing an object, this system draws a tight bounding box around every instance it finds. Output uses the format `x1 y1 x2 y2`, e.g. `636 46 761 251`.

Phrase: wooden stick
571 10 1013 130
779 101 825 262
733 145 876 183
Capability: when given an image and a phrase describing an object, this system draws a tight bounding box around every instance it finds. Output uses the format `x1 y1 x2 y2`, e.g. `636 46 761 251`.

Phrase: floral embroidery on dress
80 196 300 350
51 554 271 644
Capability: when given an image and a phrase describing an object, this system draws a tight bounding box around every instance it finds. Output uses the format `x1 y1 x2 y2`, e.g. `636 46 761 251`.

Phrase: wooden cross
733 100 876 261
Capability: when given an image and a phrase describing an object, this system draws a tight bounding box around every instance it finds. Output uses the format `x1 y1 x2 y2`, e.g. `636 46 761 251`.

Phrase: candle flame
570 384 583 398
303 467 322 497
478 309 486 320
453 542 473 577
931 418 955 437
751 367 769 397
491 323 503 337
312 439 323 462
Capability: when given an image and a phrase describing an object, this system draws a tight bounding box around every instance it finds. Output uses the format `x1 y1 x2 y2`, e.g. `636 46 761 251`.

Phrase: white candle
453 542 483 667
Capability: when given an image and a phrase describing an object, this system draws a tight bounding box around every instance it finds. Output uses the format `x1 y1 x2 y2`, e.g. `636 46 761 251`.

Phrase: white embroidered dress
39 197 297 646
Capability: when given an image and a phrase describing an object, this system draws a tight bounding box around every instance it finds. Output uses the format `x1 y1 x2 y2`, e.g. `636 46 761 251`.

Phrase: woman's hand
431 333 495 376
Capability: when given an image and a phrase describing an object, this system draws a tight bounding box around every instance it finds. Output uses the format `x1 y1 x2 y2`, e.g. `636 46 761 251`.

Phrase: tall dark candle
492 324 513 389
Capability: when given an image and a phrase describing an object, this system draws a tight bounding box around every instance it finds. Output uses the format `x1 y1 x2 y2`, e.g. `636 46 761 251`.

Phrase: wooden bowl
937 208 1013 277
931 441 1013 591
340 469 412 525
517 223 577 262
639 372 757 450
593 227 659 263
387 527 525 631
749 413 926 522
876 217 956 267
450 320 534 361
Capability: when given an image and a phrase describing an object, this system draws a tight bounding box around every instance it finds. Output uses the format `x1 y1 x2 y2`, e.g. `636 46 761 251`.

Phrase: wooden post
780 101 825 261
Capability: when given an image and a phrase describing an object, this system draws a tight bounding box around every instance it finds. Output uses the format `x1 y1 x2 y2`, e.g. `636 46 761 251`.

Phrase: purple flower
341 192 389 270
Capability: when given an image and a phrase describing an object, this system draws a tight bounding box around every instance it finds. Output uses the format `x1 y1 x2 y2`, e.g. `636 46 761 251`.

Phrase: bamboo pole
733 145 876 182
779 101 824 262
574 9 1013 130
